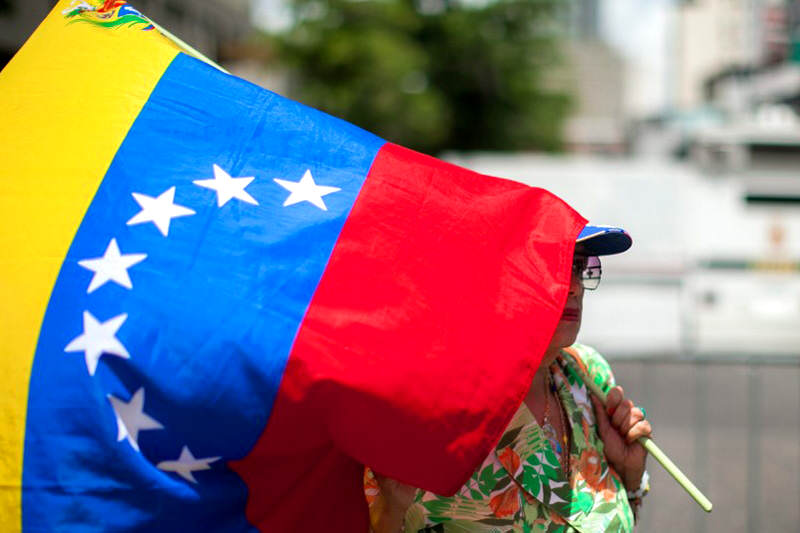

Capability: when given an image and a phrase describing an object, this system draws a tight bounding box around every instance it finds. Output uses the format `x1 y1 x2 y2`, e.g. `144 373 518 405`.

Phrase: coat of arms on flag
62 0 155 30
0 2 585 531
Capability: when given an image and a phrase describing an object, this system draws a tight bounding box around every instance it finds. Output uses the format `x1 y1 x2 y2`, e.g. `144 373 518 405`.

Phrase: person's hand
590 386 651 491
375 473 417 512
371 474 417 533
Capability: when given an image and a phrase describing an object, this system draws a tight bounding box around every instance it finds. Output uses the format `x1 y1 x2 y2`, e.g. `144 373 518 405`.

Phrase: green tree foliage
267 0 571 154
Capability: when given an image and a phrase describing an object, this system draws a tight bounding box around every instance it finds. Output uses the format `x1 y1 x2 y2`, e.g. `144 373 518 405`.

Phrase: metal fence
609 356 800 533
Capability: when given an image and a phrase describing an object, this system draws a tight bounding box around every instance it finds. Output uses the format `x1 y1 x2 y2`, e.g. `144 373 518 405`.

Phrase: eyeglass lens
581 256 601 290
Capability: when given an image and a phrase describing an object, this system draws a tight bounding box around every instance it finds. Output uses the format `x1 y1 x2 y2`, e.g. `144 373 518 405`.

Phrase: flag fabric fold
0 2 586 531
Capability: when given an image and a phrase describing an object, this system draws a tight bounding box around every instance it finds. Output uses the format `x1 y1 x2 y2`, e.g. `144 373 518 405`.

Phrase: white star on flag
77 238 147 294
64 311 130 376
108 388 164 452
127 186 196 236
274 169 341 211
193 164 259 207
157 446 221 484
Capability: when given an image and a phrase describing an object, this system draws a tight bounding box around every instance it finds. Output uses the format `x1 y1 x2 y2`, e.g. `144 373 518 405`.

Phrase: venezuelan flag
0 2 586 531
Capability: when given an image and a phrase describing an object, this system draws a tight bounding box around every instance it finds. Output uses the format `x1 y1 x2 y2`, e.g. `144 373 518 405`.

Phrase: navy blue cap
576 225 632 256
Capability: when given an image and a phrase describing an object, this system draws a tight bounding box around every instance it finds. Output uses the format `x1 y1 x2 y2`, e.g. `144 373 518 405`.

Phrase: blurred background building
2 1 799 531
561 0 627 152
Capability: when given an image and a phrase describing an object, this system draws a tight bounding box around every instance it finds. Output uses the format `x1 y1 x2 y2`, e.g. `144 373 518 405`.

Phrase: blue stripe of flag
23 53 384 531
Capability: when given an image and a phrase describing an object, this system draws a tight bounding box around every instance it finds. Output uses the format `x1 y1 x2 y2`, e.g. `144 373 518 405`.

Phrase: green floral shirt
402 344 634 533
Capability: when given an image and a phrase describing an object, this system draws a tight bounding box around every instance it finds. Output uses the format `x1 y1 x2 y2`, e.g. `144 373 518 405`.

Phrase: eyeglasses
572 255 602 290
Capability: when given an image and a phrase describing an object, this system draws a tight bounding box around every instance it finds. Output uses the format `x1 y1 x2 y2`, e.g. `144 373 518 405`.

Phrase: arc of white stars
274 169 341 211
127 186 195 236
108 388 164 452
64 311 129 376
77 238 147 294
157 446 221 484
193 164 259 207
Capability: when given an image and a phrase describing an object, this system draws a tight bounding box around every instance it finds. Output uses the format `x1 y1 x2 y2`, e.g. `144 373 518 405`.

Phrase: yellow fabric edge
0 2 180 529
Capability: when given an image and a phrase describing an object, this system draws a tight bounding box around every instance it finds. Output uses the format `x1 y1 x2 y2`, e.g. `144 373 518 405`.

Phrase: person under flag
1 2 593 531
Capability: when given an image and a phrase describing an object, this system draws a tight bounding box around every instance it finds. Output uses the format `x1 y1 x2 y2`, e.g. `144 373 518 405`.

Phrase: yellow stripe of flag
0 2 180 528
